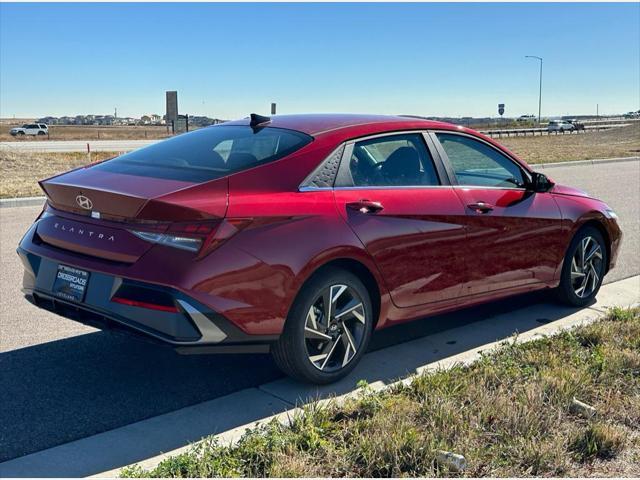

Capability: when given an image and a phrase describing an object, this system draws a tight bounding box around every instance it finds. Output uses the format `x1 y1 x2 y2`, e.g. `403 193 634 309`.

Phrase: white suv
10 123 49 136
547 120 575 133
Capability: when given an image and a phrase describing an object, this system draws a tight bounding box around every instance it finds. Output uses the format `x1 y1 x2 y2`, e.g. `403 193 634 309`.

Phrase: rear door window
345 133 439 187
94 126 312 182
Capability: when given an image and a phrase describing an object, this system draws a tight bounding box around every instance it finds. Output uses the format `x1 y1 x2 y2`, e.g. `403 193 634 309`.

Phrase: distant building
29 112 227 128
189 116 225 127
37 116 58 125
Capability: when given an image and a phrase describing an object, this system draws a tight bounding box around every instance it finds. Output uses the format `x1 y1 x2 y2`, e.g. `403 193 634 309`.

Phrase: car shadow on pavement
0 289 589 475
0 331 282 464
260 290 591 405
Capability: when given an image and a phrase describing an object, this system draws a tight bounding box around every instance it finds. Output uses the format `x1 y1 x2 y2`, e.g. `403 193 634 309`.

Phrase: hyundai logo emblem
75 195 93 210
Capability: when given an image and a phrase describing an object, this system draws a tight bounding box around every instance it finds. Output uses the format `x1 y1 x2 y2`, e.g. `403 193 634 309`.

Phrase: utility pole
525 56 543 124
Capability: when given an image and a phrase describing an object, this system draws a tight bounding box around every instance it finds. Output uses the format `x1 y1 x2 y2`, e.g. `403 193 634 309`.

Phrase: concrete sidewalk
1 275 637 478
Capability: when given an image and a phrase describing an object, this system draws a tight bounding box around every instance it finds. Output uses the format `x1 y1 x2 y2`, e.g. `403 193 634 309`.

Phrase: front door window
436 133 526 188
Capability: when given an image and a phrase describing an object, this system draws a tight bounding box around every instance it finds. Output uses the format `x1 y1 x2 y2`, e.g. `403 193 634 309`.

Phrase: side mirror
529 172 555 193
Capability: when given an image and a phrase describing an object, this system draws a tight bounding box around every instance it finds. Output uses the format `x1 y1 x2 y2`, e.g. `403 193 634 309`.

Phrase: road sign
498 103 505 116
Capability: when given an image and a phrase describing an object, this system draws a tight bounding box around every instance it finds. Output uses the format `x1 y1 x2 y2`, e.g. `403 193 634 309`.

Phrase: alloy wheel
570 235 604 298
304 284 367 372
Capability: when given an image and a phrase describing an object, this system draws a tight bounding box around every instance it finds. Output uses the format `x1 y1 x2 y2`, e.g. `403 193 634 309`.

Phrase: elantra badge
76 195 93 210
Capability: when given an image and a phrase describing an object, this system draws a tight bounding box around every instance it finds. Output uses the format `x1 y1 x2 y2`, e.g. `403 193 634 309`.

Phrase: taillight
129 230 202 252
129 219 251 255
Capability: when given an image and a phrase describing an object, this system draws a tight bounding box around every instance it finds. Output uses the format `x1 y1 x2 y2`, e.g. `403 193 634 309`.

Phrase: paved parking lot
0 159 638 463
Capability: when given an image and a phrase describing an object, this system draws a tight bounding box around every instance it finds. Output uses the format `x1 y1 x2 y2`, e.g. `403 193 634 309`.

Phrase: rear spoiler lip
39 174 229 223
139 176 229 221
38 157 117 195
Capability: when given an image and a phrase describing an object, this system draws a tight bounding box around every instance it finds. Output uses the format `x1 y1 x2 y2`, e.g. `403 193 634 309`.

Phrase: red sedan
18 114 622 383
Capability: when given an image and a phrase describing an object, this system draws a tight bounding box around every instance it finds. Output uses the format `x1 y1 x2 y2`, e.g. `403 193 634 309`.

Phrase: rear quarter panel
194 190 390 335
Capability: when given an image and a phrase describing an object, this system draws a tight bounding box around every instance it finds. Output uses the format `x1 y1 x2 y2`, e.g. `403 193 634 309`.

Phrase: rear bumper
18 247 277 354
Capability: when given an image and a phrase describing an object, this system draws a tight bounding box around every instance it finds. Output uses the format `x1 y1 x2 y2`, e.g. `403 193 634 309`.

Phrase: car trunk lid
40 166 228 221
37 167 228 263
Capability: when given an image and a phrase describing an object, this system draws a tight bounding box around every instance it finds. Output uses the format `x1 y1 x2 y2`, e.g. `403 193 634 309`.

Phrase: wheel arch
290 254 386 329
577 218 612 273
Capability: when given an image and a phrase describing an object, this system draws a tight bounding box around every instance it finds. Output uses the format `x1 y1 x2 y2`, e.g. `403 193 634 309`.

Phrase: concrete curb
535 156 639 169
1 276 636 477
1 157 637 209
109 277 638 477
0 196 45 209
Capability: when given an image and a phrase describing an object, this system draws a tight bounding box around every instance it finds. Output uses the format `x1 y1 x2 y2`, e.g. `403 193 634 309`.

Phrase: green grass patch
121 307 640 478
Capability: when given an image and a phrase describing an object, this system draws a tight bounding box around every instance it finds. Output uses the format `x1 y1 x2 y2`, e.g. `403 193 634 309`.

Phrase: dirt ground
500 123 640 164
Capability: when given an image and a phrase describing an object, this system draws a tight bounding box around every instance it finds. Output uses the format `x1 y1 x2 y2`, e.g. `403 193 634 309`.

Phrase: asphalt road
0 159 638 462
0 139 155 153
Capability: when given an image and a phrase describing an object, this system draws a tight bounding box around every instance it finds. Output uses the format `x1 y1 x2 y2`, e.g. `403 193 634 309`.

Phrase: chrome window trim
299 184 526 192
298 129 446 192
430 129 533 187
299 185 334 192
454 185 526 191
342 128 434 143
297 128 532 193
335 130 444 189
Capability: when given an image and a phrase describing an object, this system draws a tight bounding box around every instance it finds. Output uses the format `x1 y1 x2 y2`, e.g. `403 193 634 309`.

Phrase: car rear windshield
93 126 313 182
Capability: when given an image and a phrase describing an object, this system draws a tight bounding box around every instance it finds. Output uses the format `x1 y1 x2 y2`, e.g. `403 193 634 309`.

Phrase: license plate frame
52 264 90 302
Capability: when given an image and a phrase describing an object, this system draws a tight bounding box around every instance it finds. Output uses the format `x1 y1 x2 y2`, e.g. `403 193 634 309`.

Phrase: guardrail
481 123 630 138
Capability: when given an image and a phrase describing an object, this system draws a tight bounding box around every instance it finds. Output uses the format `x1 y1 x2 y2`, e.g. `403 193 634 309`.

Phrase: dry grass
121 307 640 478
500 123 640 164
0 124 173 141
0 150 118 198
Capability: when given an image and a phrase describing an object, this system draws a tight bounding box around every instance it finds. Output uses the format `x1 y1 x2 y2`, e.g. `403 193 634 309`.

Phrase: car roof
221 113 461 137
217 113 532 173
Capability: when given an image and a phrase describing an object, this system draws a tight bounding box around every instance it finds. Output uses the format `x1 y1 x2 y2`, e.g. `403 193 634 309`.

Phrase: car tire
555 226 607 307
17 131 25 136
37 131 46 136
271 267 373 384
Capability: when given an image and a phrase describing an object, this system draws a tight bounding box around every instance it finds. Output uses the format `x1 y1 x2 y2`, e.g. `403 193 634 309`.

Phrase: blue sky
1 3 638 119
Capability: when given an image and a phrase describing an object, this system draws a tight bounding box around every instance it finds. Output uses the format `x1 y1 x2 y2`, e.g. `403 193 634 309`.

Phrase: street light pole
525 55 543 124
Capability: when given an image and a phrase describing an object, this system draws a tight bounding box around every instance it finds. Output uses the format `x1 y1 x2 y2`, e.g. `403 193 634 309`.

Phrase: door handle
347 200 384 214
467 201 494 213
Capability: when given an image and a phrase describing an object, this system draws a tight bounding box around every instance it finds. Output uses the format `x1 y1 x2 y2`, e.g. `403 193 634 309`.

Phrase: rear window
94 126 312 182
